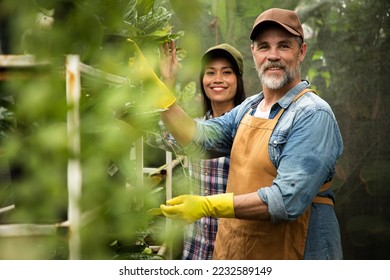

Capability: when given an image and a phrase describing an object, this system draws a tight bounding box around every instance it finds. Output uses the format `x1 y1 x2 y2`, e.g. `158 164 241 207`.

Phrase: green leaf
180 81 197 103
136 0 156 17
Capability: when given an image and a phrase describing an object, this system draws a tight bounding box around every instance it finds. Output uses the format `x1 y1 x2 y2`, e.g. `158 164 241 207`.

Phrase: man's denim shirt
184 81 343 223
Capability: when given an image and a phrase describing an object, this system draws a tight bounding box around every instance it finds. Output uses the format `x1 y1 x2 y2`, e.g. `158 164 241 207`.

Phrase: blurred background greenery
0 0 389 260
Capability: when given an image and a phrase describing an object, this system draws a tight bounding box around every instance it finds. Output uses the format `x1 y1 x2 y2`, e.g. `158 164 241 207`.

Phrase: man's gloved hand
160 193 235 224
128 39 176 109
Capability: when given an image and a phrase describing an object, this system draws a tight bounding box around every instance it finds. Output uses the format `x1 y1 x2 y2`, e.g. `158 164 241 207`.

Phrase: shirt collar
249 80 311 115
205 110 213 120
277 80 310 109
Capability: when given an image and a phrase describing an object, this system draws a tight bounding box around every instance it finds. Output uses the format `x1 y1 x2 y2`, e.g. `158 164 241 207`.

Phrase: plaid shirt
182 156 229 260
146 111 230 260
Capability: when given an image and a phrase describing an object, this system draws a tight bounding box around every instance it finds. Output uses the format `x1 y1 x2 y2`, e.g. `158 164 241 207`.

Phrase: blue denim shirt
184 81 343 224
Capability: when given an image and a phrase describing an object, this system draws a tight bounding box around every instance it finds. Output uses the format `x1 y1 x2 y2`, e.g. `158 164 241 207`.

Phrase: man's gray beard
257 64 299 90
260 73 290 90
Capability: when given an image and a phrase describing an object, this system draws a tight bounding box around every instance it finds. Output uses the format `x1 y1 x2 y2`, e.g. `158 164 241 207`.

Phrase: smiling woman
202 58 238 117
146 42 246 260
199 44 246 118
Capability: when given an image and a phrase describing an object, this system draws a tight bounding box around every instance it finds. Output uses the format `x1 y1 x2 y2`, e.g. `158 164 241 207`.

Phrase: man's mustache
261 62 286 71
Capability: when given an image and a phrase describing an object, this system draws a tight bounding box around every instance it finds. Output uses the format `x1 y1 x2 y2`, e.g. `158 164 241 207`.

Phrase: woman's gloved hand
128 39 176 109
160 193 235 224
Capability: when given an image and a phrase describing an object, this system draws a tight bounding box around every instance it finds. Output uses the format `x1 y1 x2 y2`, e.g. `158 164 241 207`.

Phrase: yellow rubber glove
127 39 176 109
160 193 235 224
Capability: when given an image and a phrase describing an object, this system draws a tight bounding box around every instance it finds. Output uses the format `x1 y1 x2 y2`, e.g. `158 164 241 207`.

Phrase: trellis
0 54 175 259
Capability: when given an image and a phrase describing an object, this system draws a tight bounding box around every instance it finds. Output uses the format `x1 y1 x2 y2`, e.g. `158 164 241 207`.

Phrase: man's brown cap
250 8 304 40
201 43 244 75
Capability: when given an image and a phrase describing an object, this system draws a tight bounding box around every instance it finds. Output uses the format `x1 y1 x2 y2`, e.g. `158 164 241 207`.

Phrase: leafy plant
0 0 184 260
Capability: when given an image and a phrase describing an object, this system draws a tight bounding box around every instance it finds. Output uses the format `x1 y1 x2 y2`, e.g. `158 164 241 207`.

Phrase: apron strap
274 88 316 119
312 181 334 206
292 88 316 102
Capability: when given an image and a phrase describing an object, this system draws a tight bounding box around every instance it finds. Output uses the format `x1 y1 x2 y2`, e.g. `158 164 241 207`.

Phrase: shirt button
273 140 277 144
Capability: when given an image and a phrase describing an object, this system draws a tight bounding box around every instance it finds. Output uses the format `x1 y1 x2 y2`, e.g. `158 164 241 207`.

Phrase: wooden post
66 55 82 260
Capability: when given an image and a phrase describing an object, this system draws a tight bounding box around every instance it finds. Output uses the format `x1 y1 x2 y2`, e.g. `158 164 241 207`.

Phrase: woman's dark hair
199 51 246 115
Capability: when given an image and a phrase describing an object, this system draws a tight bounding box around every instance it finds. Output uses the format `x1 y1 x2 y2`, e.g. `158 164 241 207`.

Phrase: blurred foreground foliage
0 0 189 259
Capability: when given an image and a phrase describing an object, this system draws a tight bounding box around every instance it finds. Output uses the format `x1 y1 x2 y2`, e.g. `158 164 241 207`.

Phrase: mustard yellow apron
213 89 332 260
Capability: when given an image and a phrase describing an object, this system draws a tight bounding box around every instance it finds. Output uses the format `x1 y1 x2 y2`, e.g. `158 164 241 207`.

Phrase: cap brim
250 20 301 40
201 48 243 75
